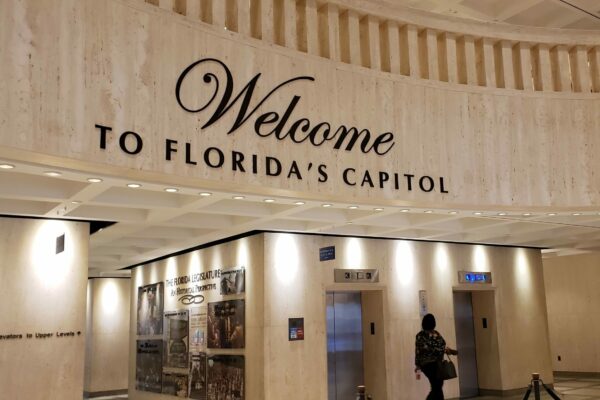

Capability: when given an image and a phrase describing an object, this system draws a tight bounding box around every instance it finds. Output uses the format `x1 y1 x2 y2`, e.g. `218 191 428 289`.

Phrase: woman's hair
422 313 436 330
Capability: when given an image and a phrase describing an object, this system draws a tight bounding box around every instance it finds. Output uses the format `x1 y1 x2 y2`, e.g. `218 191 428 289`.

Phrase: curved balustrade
142 0 600 93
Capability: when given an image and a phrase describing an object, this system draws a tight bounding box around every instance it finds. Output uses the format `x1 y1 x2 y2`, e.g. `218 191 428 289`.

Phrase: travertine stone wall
0 217 89 400
85 278 131 395
543 253 600 373
1 0 599 211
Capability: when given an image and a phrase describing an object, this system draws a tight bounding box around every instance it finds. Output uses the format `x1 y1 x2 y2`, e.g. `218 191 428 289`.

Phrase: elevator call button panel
458 271 492 284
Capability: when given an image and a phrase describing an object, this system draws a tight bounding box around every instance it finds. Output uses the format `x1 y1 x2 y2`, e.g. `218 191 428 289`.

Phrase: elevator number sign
458 271 492 284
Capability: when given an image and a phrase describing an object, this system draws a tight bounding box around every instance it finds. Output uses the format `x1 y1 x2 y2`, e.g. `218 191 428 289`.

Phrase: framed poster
189 306 208 352
189 352 207 400
220 267 245 295
136 340 163 393
207 355 244 400
207 300 245 349
137 282 164 335
162 372 189 397
164 310 189 368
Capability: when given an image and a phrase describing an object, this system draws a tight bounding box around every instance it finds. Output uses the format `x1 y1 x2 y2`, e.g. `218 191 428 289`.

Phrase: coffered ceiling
1 161 599 277
390 0 600 29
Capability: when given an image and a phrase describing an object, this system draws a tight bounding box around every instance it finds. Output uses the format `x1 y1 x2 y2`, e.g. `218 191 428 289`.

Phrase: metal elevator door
453 291 479 398
327 292 364 400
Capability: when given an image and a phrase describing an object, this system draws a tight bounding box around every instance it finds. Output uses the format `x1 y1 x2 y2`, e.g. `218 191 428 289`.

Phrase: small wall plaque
288 318 304 341
319 246 335 261
334 269 379 283
55 234 65 254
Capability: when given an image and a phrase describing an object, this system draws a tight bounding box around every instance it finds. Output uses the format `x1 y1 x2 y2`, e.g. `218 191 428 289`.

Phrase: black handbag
438 355 457 380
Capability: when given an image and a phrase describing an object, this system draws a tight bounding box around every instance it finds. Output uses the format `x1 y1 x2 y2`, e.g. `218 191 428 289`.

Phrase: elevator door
453 291 479 398
327 292 364 400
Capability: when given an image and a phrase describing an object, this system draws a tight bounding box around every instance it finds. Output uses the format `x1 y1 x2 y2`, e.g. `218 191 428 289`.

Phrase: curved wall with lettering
1 0 599 210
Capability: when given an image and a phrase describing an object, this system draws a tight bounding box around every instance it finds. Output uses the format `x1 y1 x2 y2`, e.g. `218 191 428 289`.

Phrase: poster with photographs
220 267 245 295
207 355 244 400
207 300 245 349
190 306 208 352
162 372 189 397
137 282 164 335
136 340 163 393
164 310 189 368
189 353 208 400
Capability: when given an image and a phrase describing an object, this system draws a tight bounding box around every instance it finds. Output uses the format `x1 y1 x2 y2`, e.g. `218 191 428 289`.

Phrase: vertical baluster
552 45 572 92
360 15 380 70
482 38 497 88
260 0 274 43
237 0 251 36
212 0 226 28
498 41 516 89
158 0 175 11
590 46 600 93
380 21 400 73
200 0 213 23
305 0 319 55
442 33 458 83
569 45 592 93
339 10 360 64
517 42 534 91
398 25 410 76
464 36 477 85
537 44 554 91
318 4 340 60
185 0 201 20
406 25 420 78
282 0 297 49
423 29 439 80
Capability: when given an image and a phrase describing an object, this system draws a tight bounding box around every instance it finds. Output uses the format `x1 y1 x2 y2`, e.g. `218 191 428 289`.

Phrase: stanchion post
356 385 366 400
532 373 541 400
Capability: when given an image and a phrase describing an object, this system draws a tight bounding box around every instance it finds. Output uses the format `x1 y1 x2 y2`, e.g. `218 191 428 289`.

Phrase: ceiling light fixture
424 210 433 214
449 211 458 215
264 199 275 203
572 212 582 216
233 195 245 200
44 171 62 177
547 213 557 216
474 212 483 216
164 188 179 193
498 212 507 216
87 178 103 183
294 201 305 206
400 209 409 213
0 164 15 169
374 208 384 212
523 213 532 216
322 204 332 208
127 183 141 188
199 192 212 197
71 200 82 204
348 206 358 209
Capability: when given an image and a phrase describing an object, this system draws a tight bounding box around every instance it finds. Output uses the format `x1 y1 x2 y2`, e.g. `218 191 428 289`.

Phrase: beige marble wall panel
0 217 89 400
129 234 264 400
1 0 600 210
543 253 600 373
85 278 131 393
263 233 552 399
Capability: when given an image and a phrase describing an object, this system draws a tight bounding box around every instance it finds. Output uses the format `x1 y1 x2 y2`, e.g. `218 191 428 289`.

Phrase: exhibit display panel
1 0 599 212
130 234 264 400
0 217 89 400
85 278 131 397
131 231 553 399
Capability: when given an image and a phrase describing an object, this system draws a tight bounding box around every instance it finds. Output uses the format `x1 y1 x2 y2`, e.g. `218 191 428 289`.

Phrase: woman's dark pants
422 362 444 400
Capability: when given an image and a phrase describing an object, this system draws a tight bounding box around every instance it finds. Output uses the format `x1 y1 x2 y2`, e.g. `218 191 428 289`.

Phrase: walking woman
414 314 457 400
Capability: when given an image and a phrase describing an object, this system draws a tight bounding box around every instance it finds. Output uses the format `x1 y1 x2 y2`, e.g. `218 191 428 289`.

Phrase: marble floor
88 377 600 399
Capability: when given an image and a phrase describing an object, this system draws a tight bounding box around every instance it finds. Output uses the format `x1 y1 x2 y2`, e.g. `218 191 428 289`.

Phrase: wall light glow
435 243 450 272
32 220 74 288
237 239 249 267
274 234 299 286
166 257 178 280
394 241 415 286
515 248 532 291
345 238 363 268
101 280 119 315
188 251 202 275
473 245 490 271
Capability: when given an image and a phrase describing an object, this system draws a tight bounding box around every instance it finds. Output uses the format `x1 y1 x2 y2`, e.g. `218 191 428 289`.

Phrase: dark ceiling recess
90 221 116 235
557 0 600 20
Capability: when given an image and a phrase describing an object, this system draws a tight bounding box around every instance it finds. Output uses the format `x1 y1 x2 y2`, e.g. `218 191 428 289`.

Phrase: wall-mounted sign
458 271 492 284
288 318 304 341
334 269 379 283
319 246 335 262
419 290 428 317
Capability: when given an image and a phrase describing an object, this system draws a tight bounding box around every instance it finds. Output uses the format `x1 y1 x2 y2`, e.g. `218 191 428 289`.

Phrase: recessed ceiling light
44 171 61 177
374 208 384 212
572 212 582 216
347 222 353 225
498 212 507 216
98 228 104 232
71 200 82 204
424 210 433 214
264 199 275 203
547 213 557 216
400 209 409 213
164 188 179 193
322 204 332 208
127 183 141 188
523 213 532 216
0 164 15 169
199 192 212 197
449 211 458 215
87 178 103 183
348 206 359 209
294 201 305 206
474 212 483 216
233 195 245 200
